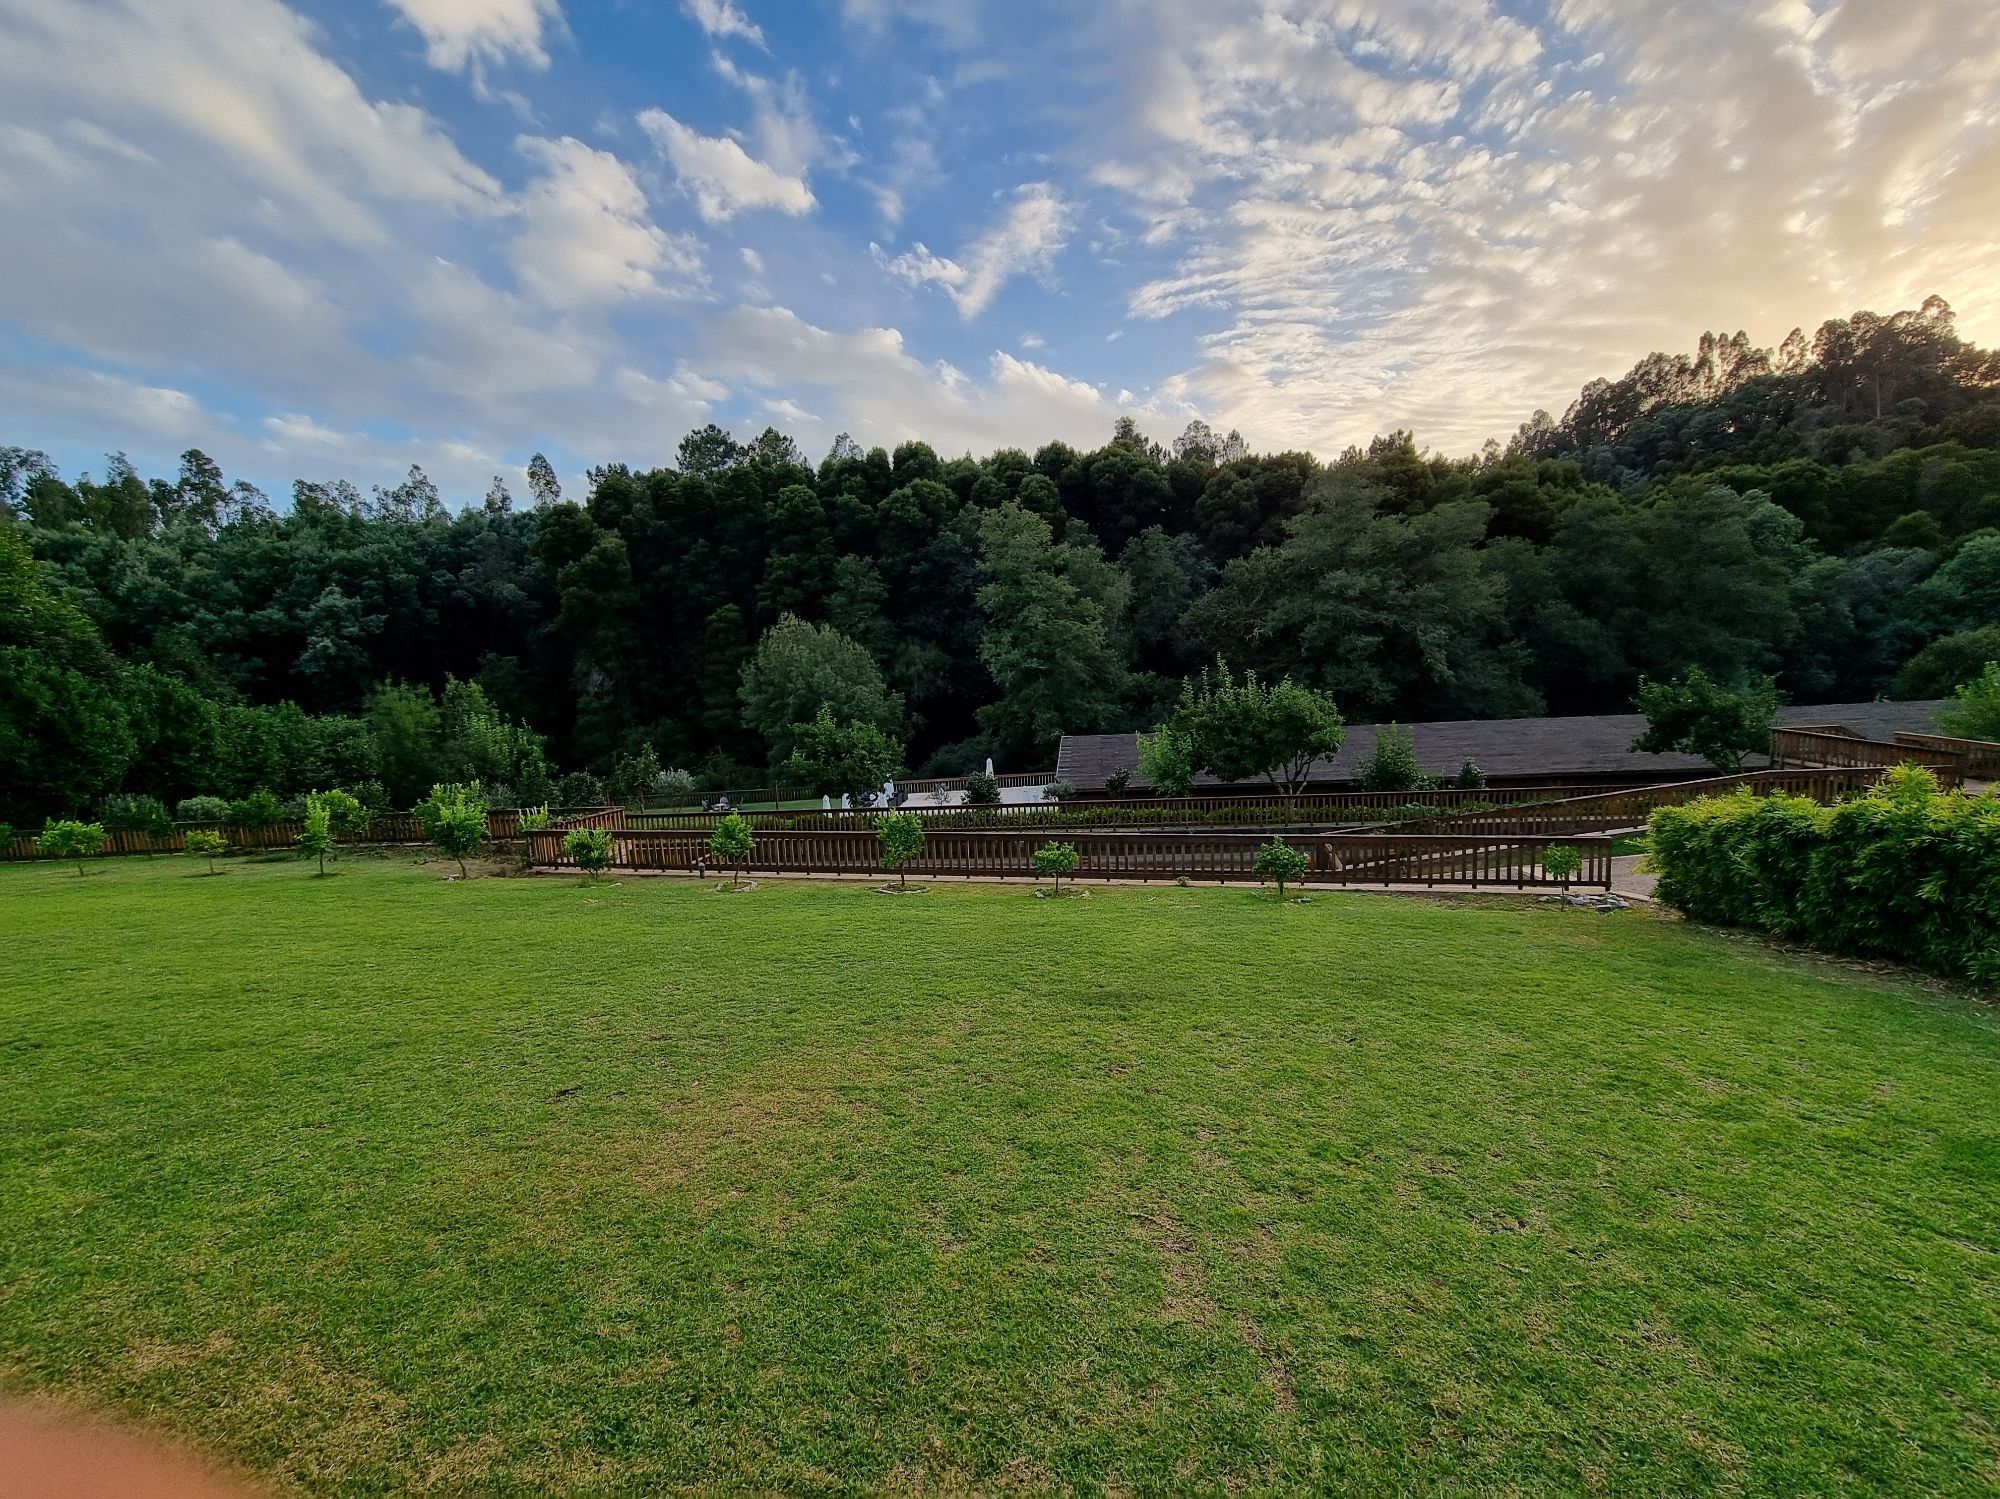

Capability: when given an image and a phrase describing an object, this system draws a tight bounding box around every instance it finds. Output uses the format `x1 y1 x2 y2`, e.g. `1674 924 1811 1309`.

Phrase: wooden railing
1414 768 1890 836
623 783 1654 834
1770 727 1963 787
525 826 1614 890
1895 732 2000 780
1 807 615 862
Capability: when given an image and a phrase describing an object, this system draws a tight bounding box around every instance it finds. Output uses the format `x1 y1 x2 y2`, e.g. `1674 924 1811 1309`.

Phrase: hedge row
1648 767 2000 986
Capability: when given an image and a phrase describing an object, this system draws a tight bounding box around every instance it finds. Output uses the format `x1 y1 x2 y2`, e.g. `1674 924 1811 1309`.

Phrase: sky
1 0 1997 506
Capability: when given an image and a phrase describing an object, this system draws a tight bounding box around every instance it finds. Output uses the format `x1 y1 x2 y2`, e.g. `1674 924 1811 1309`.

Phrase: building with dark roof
1055 701 1948 792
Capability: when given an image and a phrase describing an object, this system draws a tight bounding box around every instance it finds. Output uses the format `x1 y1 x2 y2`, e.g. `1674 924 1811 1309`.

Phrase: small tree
565 826 613 877
657 767 698 808
1452 759 1486 789
963 769 1001 805
609 743 663 808
1031 840 1079 892
709 813 755 888
1541 845 1582 890
39 819 105 876
418 782 489 879
1104 767 1131 795
1137 725 1198 796
298 802 334 876
184 827 226 875
554 770 604 807
309 788 368 852
1253 839 1309 900
1358 723 1425 792
1937 660 2000 742
1158 663 1344 805
1631 667 1780 773
783 708 902 806
876 811 925 889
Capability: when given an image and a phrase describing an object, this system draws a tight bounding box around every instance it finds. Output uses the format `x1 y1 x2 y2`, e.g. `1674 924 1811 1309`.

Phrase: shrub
227 789 283 829
100 793 171 838
876 811 925 889
608 744 662 808
709 812 755 887
518 804 551 833
1031 840 1079 891
1541 845 1582 889
1041 780 1076 803
417 782 489 879
347 780 391 816
565 826 613 876
1937 660 2000 742
784 708 903 805
555 770 604 807
1104 767 1131 795
40 819 105 875
298 802 334 876
963 769 1001 805
1359 724 1425 792
0 822 12 852
1253 840 1309 899
176 796 231 824
1452 759 1487 789
657 767 698 807
1648 766 2000 986
184 827 226 874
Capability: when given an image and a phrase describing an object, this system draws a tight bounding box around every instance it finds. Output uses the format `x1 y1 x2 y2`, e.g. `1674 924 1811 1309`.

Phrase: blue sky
1 0 1997 506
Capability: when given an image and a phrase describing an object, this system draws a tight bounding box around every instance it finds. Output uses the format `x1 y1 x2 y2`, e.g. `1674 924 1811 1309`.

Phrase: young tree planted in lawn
1253 839 1309 900
876 811 925 889
39 819 104 875
1541 844 1582 890
298 802 334 876
309 788 368 851
783 707 902 806
565 826 612 877
418 782 489 879
709 812 755 888
1031 840 1079 892
1631 667 1780 773
1937 660 2000 742
184 827 226 875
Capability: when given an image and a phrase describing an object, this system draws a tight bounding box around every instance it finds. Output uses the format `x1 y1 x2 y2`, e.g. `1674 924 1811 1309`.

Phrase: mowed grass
2 857 1997 1495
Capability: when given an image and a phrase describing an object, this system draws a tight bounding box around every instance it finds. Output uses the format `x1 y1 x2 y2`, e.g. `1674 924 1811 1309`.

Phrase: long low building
1056 700 1949 793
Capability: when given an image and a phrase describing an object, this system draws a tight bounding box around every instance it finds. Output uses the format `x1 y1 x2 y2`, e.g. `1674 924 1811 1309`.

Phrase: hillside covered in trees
4 296 1999 824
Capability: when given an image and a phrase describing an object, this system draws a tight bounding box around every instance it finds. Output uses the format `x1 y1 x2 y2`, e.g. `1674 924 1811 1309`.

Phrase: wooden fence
526 825 1614 890
1894 731 2000 781
1769 727 1963 787
622 782 1654 834
1414 767 1890 837
1 807 615 862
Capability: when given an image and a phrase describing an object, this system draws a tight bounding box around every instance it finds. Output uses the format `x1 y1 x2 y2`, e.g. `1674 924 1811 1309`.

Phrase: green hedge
1648 767 2000 986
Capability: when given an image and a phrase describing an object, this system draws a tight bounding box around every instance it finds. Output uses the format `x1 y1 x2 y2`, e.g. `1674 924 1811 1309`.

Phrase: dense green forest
5 296 1999 824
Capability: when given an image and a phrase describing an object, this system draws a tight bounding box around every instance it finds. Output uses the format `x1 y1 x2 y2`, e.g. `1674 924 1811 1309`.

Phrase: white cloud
509 135 703 309
683 0 764 48
382 0 565 72
637 107 815 221
703 304 1182 454
874 182 1073 318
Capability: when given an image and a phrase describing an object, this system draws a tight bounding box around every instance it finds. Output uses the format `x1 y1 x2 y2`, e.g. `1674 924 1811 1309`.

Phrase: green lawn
2 856 1997 1494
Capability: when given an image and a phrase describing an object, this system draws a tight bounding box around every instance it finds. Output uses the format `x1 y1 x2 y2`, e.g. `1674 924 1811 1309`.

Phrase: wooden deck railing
1769 727 1963 787
525 826 1614 889
1414 767 1890 836
623 783 1655 834
1894 732 2000 780
1 806 615 862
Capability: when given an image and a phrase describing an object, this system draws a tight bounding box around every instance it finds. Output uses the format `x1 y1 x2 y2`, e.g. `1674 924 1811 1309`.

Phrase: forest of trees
5 296 1999 825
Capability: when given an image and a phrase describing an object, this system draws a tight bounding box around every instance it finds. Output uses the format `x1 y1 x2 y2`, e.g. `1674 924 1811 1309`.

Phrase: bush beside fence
1647 768 2000 987
0 807 618 862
